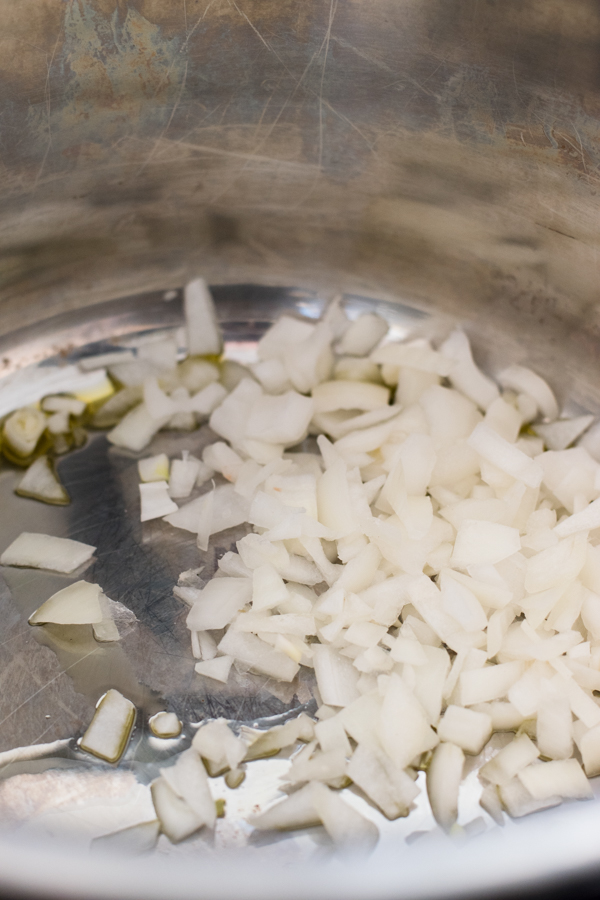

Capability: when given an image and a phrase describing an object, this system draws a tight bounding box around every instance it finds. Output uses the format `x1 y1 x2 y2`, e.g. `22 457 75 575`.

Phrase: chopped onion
194 656 233 682
184 278 222 356
10 282 600 852
80 689 136 763
497 365 559 421
426 742 464 830
149 712 182 738
138 453 170 483
160 748 216 827
139 481 178 522
169 454 201 498
1 532 95 573
3 406 47 458
150 777 204 843
108 403 169 452
337 313 388 357
29 580 103 625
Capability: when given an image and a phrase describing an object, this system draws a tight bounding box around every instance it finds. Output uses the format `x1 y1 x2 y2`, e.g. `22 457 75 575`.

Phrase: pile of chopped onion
5 277 600 852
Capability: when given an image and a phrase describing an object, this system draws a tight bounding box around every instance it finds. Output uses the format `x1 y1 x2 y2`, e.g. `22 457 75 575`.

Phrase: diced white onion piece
3 406 47 457
497 365 559 421
322 294 350 339
193 719 246 769
252 358 292 394
535 415 594 452
451 520 521 567
194 656 234 683
1 532 95 573
186 578 252 631
283 321 334 394
149 712 182 738
217 629 300 681
347 742 419 819
150 777 204 843
242 716 314 764
310 781 379 851
420 385 481 443
426 742 464 830
184 278 221 356
29 580 103 625
249 782 321 831
203 442 244 481
164 484 249 537
314 715 352 756
536 680 572 760
484 397 523 443
139 482 178 522
143 377 177 420
468 423 543 488
313 381 389 414
371 340 452 376
251 563 289 611
334 357 381 383
160 748 216 827
42 394 87 415
441 576 488 632
554 496 600 538
498 777 561 818
80 689 135 763
92 592 121 643
479 783 504 826
209 378 263 446
168 456 200 498
437 705 492 755
16 455 70 505
313 645 360 707
46 411 70 435
108 403 169 452
480 734 540 786
337 313 388 356
178 358 219 394
92 820 160 855
524 533 587 593
379 673 438 769
258 315 315 361
287 748 347 785
518 759 592 801
316 459 358 536
578 724 600 776
246 391 314 445
138 453 169 483
440 331 499 411
459 661 524 706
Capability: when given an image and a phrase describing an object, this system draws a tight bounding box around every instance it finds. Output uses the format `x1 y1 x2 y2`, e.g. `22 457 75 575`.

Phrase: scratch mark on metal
317 0 339 174
228 0 284 66
34 27 63 189
138 60 189 176
0 648 100 731
322 99 378 157
181 0 217 51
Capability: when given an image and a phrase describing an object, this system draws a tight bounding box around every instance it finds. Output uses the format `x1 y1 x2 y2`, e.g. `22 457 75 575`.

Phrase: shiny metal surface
2 0 600 894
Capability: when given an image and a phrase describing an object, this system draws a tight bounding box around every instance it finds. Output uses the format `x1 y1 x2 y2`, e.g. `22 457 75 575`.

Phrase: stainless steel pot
2 1 600 896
